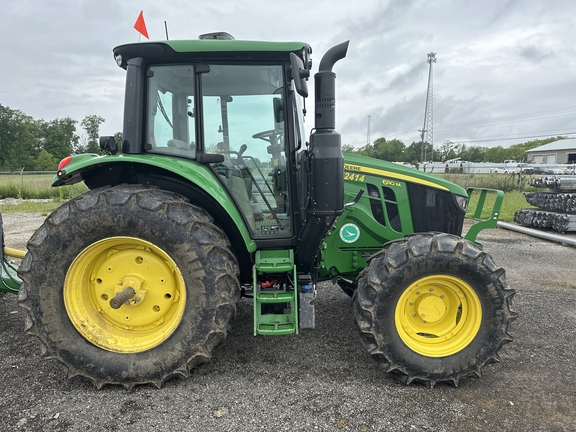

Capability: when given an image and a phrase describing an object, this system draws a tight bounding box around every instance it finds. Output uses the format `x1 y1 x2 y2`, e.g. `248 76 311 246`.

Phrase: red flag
134 11 149 39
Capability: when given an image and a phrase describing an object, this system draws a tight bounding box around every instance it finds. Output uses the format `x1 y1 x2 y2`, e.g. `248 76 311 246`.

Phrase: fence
418 162 576 175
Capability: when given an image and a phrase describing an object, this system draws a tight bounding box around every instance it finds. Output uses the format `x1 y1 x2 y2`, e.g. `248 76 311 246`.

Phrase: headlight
454 194 468 212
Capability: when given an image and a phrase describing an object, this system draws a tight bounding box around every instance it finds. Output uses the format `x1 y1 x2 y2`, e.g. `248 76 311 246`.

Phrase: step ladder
253 250 298 336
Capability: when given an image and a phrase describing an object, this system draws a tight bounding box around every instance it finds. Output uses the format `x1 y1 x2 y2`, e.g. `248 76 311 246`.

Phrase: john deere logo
339 223 360 243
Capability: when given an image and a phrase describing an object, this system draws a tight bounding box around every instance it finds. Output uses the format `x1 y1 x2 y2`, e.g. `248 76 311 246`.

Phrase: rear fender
53 154 257 253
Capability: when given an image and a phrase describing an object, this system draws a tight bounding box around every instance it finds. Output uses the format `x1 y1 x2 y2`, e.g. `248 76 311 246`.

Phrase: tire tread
18 184 239 389
353 232 517 387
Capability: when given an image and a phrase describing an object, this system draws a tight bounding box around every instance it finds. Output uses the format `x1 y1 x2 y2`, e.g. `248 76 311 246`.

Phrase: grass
0 174 87 201
0 200 64 215
438 173 537 222
0 174 87 215
499 190 534 222
437 172 540 193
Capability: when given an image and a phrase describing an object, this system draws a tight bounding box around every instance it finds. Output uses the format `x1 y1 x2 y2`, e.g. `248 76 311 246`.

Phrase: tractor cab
106 35 348 273
108 37 319 247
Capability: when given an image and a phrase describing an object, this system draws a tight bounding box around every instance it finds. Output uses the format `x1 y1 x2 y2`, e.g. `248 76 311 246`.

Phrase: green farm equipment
1 33 516 389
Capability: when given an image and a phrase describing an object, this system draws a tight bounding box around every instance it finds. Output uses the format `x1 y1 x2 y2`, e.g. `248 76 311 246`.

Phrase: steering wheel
252 129 279 144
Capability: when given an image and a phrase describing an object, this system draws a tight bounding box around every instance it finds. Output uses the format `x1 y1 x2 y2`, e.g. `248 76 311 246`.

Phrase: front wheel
353 232 517 387
18 185 239 389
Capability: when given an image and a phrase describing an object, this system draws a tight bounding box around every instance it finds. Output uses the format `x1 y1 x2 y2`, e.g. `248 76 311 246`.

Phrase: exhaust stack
296 40 349 272
315 40 350 131
309 40 349 218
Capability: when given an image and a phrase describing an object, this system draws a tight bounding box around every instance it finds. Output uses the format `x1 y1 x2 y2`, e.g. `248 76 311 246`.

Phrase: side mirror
290 53 309 97
99 136 118 155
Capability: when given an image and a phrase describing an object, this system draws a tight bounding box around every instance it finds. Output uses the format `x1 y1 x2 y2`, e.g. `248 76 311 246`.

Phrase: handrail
464 187 504 245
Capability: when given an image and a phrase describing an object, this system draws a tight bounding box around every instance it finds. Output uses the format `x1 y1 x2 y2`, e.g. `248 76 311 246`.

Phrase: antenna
164 21 169 40
420 52 436 163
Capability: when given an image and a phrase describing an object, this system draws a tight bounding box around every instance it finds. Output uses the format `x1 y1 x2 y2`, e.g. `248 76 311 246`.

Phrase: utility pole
367 115 371 147
420 52 436 163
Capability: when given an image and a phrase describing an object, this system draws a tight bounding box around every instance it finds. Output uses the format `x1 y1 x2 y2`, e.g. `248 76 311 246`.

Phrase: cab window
203 64 291 238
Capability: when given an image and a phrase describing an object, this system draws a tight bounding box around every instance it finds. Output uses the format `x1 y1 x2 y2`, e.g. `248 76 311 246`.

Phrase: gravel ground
1 212 575 431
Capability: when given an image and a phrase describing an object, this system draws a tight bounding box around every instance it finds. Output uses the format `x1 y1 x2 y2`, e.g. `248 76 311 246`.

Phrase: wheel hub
64 237 186 354
417 295 446 323
395 275 482 357
108 276 145 309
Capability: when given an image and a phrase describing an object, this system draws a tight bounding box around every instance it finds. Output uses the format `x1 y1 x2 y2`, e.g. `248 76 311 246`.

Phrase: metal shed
526 138 576 164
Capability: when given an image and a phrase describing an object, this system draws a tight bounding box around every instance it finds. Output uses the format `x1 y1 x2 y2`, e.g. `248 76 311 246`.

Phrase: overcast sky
1 0 575 150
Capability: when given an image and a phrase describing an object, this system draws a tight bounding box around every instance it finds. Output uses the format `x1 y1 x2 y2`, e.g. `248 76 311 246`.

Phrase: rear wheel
353 232 517 387
18 184 239 389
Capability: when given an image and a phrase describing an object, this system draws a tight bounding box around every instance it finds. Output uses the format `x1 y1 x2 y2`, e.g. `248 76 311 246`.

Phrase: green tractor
1 33 516 389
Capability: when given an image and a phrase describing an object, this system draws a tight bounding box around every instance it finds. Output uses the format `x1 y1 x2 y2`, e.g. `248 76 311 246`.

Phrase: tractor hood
343 153 468 196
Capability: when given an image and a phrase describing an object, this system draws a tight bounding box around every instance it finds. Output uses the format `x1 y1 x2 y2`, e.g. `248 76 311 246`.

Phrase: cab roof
113 38 310 68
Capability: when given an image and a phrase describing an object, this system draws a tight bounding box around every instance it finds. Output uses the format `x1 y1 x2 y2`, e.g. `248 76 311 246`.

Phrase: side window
382 186 401 232
152 91 175 145
146 66 196 157
203 96 224 153
367 183 386 226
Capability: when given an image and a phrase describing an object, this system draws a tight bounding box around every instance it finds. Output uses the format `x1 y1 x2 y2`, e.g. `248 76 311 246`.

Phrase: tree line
0 103 109 171
344 136 570 165
1 102 570 171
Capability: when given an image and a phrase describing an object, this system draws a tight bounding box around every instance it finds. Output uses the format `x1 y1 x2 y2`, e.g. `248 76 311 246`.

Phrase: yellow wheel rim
395 275 482 357
64 237 186 354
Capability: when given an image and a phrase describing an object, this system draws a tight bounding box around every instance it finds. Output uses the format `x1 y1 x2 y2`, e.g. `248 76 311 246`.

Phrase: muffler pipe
314 40 349 131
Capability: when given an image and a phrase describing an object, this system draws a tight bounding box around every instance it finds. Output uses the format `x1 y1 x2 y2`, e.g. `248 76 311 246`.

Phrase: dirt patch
1 212 44 251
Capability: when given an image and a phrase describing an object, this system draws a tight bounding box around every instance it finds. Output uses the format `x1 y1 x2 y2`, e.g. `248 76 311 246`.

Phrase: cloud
518 45 555 62
1 0 575 147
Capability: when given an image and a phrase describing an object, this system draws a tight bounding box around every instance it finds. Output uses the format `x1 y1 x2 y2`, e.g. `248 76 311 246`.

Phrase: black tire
353 232 517 387
18 184 239 389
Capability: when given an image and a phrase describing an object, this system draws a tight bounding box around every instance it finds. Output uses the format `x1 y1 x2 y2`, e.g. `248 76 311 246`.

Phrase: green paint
253 250 298 336
464 187 504 245
164 39 309 54
0 258 21 294
53 153 256 253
